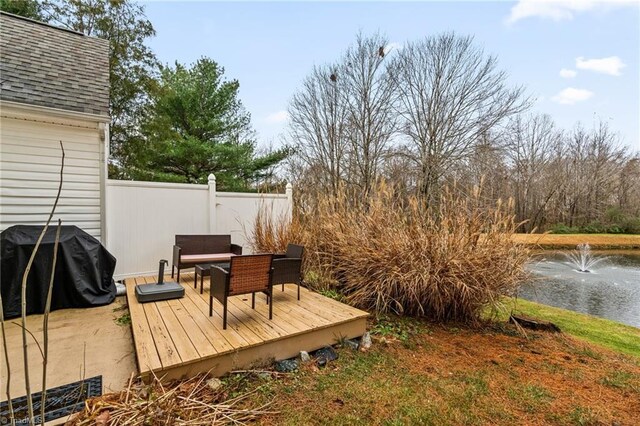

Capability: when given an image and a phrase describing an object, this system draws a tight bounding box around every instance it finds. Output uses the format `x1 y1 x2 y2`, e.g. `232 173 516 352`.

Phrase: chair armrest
210 266 229 300
210 265 229 282
230 244 243 255
173 245 182 266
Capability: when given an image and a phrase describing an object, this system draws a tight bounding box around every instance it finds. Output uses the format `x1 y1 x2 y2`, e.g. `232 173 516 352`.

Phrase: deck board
176 294 238 353
166 298 218 358
126 278 162 371
156 300 201 361
182 281 255 348
144 301 182 367
126 273 369 380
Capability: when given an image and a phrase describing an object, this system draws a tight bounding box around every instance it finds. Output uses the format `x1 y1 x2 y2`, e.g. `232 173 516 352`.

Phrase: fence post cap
208 173 216 183
285 182 292 191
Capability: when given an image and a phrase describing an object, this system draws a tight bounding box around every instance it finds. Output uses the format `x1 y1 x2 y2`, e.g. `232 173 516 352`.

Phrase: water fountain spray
565 243 606 273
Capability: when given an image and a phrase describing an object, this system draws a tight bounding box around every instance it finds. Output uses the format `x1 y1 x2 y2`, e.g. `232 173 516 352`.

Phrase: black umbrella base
135 282 184 303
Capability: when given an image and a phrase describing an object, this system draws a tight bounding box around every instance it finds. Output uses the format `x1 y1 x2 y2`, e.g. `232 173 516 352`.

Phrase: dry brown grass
511 233 640 249
68 373 275 425
249 207 304 254
250 183 530 323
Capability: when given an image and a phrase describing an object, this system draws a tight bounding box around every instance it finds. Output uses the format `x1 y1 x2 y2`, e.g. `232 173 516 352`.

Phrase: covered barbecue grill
1 225 117 319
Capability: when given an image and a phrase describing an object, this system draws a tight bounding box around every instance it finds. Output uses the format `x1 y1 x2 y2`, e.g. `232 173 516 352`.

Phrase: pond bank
512 233 640 249
499 298 640 357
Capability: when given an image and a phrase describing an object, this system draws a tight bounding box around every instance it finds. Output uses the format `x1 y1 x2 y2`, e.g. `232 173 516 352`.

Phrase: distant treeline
284 33 640 234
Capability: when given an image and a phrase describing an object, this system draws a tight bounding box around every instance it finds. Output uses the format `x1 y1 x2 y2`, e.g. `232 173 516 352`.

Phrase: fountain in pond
521 249 640 328
564 243 606 273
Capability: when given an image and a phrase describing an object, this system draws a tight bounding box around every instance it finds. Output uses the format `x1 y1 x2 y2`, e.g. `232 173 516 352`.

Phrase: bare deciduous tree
340 32 397 194
391 33 529 202
582 122 628 223
618 155 640 216
555 122 628 227
503 114 564 231
1 142 65 424
451 131 510 207
288 64 348 195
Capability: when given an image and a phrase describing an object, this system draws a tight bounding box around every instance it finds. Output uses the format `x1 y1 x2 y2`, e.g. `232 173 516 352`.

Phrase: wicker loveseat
172 235 242 282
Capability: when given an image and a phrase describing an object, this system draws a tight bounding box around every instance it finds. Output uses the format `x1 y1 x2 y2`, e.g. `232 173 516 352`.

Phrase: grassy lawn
511 233 640 249
499 298 640 357
232 309 640 425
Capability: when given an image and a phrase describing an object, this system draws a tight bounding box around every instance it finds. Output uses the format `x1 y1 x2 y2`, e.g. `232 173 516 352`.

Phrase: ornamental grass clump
249 205 303 254
251 183 530 323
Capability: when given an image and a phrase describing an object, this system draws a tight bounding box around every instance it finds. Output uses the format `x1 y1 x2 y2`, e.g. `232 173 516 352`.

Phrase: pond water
519 250 640 328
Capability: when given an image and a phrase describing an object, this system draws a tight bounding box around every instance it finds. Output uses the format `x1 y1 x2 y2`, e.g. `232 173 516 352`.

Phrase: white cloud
559 68 577 78
265 110 289 124
506 0 638 25
576 56 626 76
551 87 594 105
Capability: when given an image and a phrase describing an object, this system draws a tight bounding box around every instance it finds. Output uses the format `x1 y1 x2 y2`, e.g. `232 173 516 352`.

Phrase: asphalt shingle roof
0 12 109 116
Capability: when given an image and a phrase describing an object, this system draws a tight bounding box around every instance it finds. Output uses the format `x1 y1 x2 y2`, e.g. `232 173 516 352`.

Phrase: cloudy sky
143 0 640 152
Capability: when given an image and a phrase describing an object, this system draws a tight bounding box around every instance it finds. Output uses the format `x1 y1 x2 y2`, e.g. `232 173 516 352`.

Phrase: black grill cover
1 225 116 319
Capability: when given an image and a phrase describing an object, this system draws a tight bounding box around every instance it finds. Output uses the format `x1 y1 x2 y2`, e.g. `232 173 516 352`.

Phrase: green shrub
548 217 640 234
582 222 605 234
550 223 579 234
621 217 640 234
605 225 625 234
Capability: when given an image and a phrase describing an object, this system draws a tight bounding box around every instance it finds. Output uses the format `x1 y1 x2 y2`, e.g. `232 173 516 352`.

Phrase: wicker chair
209 254 274 330
272 244 304 300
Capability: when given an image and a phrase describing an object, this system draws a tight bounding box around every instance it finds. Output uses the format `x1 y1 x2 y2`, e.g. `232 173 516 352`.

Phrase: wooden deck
125 274 369 380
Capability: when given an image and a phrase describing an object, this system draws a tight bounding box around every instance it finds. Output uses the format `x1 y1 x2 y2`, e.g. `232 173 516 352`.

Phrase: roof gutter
0 100 111 124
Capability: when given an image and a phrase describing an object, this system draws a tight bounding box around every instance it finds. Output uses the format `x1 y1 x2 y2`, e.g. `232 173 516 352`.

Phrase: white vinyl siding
0 114 103 239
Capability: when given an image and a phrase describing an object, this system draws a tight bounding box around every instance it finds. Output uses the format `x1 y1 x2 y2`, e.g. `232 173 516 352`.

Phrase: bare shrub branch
41 219 62 425
18 141 65 423
0 294 16 425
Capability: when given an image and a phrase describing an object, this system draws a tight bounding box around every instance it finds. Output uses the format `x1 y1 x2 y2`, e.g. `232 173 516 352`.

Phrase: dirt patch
512 233 640 249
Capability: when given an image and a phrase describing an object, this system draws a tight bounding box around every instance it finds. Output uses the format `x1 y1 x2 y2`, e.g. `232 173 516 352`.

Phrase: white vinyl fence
105 174 292 279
